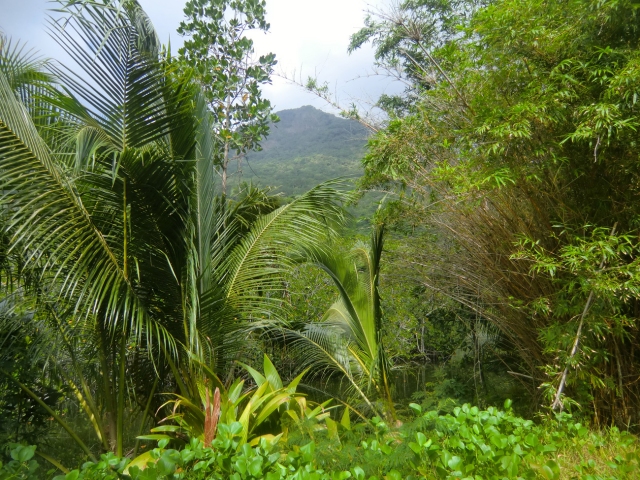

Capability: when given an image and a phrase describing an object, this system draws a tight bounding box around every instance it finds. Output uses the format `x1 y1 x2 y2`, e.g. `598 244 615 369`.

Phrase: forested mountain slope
229 105 370 197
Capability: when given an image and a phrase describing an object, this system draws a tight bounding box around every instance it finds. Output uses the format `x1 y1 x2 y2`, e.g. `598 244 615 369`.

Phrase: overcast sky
0 0 402 114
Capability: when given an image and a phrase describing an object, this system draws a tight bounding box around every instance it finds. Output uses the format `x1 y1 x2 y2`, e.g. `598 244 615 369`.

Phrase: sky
0 0 402 114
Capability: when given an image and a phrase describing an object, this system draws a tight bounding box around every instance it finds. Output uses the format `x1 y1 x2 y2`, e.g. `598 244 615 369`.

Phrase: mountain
229 106 371 198
248 105 369 163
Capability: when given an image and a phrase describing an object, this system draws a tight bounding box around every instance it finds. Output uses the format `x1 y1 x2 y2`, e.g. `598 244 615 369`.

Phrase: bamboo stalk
551 223 617 411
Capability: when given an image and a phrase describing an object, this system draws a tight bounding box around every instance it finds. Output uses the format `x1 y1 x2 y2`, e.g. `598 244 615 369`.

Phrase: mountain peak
248 105 369 161
228 105 371 200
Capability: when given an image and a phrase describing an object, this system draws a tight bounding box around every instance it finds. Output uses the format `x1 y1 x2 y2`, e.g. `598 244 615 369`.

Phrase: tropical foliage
150 354 329 448
350 0 640 427
0 0 344 461
4 403 640 480
287 226 395 420
2 0 640 476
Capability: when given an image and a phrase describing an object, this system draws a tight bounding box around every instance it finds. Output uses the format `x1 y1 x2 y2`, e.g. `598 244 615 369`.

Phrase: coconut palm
288 225 396 421
0 0 346 457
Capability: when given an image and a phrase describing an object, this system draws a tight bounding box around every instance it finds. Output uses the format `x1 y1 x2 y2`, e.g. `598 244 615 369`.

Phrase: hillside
229 106 371 198
248 105 369 163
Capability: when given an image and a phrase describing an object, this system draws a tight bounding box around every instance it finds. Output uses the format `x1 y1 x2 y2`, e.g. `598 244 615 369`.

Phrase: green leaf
340 407 351 430
263 354 283 390
326 417 339 439
490 435 507 449
248 457 264 477
525 433 539 447
125 452 155 474
136 434 172 441
12 445 36 462
157 451 179 476
64 470 80 480
352 466 365 480
541 460 560 480
386 471 402 480
447 456 463 470
150 425 181 433
235 458 247 475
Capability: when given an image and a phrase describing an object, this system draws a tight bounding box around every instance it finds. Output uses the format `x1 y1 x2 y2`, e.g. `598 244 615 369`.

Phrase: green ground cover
3 403 637 480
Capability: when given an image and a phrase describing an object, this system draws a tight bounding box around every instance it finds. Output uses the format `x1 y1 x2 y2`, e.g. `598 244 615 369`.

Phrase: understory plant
4 402 638 480
144 355 332 449
287 225 396 422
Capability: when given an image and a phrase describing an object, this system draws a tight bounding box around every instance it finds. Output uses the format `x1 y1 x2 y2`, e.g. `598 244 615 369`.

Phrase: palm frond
0 69 175 353
47 2 177 152
283 323 382 417
0 36 55 106
197 180 348 367
284 224 395 419
221 180 347 303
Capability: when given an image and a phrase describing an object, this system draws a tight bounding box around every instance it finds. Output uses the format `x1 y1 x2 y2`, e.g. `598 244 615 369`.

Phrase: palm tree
0 0 346 457
288 225 396 421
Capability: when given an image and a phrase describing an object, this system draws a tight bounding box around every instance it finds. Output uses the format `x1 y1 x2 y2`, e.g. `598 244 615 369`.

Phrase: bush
3 403 639 480
0 444 40 480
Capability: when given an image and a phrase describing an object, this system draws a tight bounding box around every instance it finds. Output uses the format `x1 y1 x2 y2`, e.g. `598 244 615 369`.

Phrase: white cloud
249 0 403 112
0 0 402 114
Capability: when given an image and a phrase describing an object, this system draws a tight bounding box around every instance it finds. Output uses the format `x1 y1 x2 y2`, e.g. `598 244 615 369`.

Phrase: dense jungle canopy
1 0 640 478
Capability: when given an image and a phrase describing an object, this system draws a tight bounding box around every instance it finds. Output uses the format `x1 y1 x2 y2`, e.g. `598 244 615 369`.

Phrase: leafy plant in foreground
288 225 395 421
4 402 640 479
145 354 330 449
0 445 40 480
0 0 346 458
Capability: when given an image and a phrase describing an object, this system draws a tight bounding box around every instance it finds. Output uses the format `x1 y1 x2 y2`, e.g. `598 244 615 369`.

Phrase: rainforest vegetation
1 0 640 479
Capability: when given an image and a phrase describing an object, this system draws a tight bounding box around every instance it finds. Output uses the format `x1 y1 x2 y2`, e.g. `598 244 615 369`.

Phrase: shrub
4 403 638 480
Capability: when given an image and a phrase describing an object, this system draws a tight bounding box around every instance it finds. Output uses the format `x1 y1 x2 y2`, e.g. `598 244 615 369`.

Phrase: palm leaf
0 66 175 352
0 36 55 107
198 180 349 372
284 224 395 419
47 1 177 152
